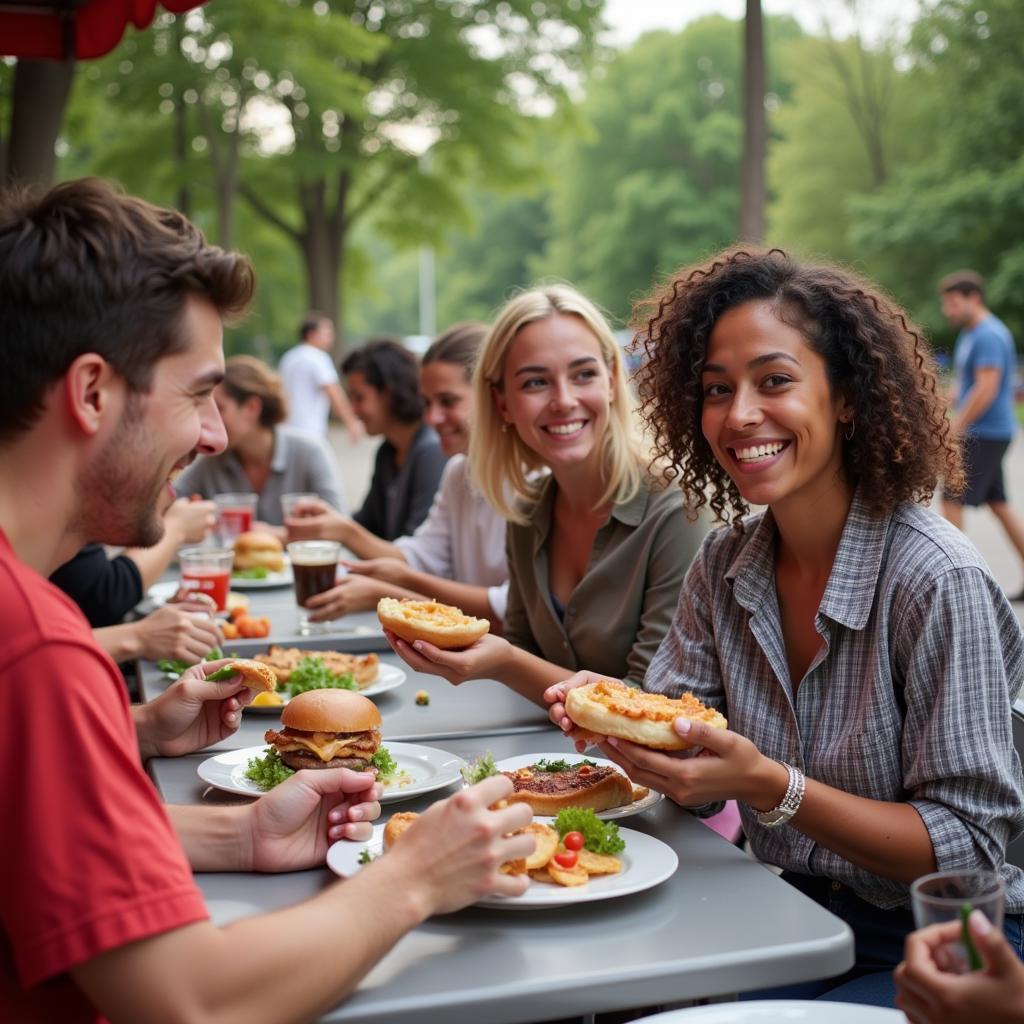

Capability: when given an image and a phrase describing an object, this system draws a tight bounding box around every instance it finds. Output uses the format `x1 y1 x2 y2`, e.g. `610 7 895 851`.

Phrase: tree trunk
7 59 75 187
302 218 342 329
739 0 766 244
174 93 190 217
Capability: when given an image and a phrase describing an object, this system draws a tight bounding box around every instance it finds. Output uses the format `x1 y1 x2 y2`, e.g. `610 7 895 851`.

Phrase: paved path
327 425 1024 627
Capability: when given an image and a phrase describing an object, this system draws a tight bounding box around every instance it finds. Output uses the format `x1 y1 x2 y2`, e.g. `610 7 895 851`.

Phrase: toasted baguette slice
377 597 489 650
565 678 726 751
502 762 635 815
221 659 278 693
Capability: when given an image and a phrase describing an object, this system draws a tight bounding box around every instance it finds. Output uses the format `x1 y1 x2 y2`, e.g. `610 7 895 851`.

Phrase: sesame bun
564 678 727 751
233 530 285 572
377 597 489 650
281 688 382 734
221 659 278 693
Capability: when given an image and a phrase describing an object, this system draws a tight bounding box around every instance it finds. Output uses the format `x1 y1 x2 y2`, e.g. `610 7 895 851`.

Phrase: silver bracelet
755 761 805 828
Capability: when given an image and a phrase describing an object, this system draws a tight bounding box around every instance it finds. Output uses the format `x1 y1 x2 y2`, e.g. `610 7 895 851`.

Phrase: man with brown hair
0 179 532 1022
939 270 1024 599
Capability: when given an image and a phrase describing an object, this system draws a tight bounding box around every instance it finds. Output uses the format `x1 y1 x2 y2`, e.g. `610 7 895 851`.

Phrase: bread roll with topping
377 597 489 650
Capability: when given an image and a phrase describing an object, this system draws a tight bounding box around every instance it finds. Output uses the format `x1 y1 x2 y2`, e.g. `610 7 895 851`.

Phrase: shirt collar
725 488 890 631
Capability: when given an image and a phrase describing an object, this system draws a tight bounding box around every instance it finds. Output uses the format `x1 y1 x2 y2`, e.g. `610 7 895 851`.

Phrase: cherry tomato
554 850 578 869
563 831 585 852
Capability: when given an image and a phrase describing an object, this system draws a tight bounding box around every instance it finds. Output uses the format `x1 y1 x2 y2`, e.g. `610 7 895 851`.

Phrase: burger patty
279 749 372 771
502 763 620 796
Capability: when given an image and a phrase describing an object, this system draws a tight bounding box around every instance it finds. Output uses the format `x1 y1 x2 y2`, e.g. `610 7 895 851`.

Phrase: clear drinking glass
911 870 1005 974
280 492 319 521
178 546 234 612
214 492 258 545
287 540 340 635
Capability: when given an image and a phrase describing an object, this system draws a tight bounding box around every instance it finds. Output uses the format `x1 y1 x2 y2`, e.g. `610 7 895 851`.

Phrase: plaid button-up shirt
646 491 1024 910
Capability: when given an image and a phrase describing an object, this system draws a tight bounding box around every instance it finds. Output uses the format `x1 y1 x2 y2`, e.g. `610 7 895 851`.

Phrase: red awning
0 0 206 61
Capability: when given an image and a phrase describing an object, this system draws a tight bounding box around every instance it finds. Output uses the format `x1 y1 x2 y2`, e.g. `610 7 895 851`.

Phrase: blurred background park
2 0 1020 364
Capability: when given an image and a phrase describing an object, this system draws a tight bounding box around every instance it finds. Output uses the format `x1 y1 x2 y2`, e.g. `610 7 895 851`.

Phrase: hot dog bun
377 597 489 650
564 678 726 751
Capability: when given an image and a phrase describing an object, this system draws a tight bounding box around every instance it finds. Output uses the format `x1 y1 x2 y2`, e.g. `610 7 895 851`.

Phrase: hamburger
264 689 381 770
233 530 285 573
564 678 727 751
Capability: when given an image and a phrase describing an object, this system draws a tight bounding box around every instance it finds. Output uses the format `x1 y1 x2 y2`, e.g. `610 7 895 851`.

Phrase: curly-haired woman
547 248 1024 1005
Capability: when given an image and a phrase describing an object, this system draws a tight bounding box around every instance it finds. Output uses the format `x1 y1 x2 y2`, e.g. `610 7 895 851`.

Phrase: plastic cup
215 492 258 544
287 540 340 635
179 546 234 612
911 870 1005 974
281 492 319 521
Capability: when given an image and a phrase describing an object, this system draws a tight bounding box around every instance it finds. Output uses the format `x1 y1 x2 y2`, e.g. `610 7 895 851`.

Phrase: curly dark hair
633 247 963 524
341 337 423 423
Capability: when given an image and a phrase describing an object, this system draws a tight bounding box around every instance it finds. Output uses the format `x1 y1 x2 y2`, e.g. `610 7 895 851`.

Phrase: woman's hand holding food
244 769 383 873
384 629 511 686
284 497 351 544
133 602 223 663
134 658 254 760
382 775 535 914
895 913 1024 1024
544 670 614 752
597 719 787 811
305 575 392 621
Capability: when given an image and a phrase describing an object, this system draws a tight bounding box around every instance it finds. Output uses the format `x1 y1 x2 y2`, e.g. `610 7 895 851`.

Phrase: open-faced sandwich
377 597 489 650
501 758 647 815
253 646 379 687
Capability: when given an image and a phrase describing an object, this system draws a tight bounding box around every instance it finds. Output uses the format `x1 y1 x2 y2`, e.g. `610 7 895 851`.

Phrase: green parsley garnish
232 566 270 580
358 848 375 865
460 750 498 784
207 665 238 681
534 758 598 773
157 647 224 678
286 656 358 697
370 746 398 780
244 748 295 790
553 808 626 855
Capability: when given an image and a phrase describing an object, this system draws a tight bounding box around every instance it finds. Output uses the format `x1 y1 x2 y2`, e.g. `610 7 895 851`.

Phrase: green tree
536 15 800 321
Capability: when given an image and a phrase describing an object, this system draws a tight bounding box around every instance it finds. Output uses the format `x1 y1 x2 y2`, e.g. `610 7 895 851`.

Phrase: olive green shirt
504 474 706 685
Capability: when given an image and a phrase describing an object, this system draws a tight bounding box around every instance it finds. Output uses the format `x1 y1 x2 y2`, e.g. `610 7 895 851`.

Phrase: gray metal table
149 731 854 1022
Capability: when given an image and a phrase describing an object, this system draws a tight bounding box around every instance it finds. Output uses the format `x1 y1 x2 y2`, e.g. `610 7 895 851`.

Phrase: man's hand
164 496 217 545
895 912 1024 1023
383 628 511 686
344 557 411 588
285 498 351 544
133 604 223 662
384 775 535 914
244 768 383 873
305 575 392 621
134 658 253 760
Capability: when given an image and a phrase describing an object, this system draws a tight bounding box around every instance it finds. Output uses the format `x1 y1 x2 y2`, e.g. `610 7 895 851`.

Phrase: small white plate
327 823 678 909
490 753 663 820
638 1001 906 1023
243 664 407 714
230 563 294 589
197 741 465 802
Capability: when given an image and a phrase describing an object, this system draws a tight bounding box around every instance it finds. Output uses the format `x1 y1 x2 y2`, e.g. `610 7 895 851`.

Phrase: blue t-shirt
954 313 1017 440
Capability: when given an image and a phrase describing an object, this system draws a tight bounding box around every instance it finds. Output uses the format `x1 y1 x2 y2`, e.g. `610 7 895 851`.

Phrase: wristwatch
756 761 805 828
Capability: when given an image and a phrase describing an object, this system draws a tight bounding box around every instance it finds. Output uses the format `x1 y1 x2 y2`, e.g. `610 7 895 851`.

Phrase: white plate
197 741 465 802
489 753 663 820
639 1001 906 1023
230 563 294 589
147 580 181 606
327 823 677 909
244 664 406 714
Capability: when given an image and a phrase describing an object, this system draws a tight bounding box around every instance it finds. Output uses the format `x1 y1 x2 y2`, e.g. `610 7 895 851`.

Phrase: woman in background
289 323 509 627
175 355 344 525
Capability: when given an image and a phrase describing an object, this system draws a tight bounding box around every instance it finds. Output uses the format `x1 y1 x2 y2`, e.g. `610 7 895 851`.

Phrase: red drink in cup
178 547 234 612
215 492 258 545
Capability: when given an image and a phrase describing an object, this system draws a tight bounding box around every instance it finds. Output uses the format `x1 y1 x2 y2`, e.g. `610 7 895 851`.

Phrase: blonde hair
470 285 644 523
222 355 288 428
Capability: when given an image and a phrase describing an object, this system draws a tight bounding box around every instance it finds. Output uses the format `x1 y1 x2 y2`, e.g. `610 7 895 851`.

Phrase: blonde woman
385 285 706 705
175 355 345 526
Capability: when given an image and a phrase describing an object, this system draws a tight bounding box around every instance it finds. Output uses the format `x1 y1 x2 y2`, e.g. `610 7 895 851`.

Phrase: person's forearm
788 779 937 885
72 858 430 1024
401 570 503 631
327 385 362 432
167 803 252 871
94 622 142 664
492 645 575 706
125 525 184 590
954 381 999 431
342 519 402 561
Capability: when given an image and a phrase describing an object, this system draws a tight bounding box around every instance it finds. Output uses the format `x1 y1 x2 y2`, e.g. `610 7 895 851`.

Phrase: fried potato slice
499 857 528 875
529 868 556 884
577 849 622 876
547 859 590 887
522 823 559 870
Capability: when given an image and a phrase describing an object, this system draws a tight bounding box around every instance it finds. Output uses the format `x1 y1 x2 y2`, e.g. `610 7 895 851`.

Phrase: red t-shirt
0 532 209 1022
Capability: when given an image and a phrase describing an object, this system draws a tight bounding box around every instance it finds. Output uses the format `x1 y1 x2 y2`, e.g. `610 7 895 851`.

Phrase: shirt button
831 880 842 892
